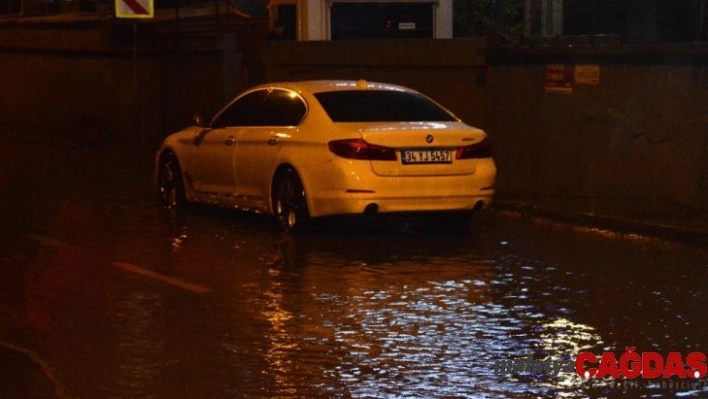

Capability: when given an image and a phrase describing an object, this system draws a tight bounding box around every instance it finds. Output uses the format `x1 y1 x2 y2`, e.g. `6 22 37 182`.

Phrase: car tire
157 152 186 208
273 168 310 233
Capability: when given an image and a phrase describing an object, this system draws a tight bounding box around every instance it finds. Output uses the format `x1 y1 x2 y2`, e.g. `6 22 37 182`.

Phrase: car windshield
314 90 457 122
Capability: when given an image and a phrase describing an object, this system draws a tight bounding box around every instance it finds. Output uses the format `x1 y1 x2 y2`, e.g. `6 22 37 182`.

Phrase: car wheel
273 168 310 233
157 152 185 208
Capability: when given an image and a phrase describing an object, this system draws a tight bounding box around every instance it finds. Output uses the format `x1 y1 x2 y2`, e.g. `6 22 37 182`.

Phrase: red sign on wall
544 64 574 94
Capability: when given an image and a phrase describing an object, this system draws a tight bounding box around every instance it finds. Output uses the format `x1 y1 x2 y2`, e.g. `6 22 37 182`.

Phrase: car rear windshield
314 90 457 122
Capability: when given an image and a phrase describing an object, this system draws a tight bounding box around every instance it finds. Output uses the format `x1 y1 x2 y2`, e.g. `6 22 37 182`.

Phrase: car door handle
268 137 280 146
225 136 235 146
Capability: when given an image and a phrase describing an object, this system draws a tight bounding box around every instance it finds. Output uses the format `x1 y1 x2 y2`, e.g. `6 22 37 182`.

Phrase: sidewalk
493 195 708 245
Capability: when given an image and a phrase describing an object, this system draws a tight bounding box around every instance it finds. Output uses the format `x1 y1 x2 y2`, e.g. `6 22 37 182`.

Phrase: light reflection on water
123 211 704 399
242 247 589 398
216 215 704 398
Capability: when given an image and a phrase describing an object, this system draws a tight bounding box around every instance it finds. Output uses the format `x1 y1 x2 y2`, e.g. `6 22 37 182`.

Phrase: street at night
1 137 707 398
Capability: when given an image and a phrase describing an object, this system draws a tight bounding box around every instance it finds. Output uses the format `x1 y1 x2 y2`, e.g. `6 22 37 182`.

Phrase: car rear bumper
310 193 494 217
302 159 496 218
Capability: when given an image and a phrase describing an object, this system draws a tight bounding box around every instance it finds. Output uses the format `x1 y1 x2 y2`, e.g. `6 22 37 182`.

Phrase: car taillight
328 139 397 161
456 137 492 159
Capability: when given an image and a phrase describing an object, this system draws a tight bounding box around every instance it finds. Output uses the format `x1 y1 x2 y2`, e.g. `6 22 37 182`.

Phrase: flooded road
1 137 707 398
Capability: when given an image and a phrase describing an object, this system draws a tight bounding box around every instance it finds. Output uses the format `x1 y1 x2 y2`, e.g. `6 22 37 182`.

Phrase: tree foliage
453 0 524 38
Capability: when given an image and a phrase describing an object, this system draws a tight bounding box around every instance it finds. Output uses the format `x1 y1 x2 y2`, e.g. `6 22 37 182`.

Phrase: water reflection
7 185 708 399
198 226 543 397
216 216 707 398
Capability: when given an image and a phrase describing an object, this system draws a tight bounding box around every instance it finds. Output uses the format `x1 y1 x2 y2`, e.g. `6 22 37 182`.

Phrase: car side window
256 89 307 126
211 90 268 128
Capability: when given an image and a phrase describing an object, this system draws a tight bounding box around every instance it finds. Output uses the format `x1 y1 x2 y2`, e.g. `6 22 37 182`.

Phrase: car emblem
426 134 434 144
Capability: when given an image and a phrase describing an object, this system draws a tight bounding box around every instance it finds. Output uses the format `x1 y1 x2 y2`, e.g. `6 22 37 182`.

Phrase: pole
133 21 141 147
524 0 531 37
700 0 707 42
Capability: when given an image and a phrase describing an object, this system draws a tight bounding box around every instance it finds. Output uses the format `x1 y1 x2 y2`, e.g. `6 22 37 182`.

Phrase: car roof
253 80 413 95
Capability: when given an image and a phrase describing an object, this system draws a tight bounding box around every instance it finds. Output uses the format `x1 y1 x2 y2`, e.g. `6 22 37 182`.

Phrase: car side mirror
193 114 210 128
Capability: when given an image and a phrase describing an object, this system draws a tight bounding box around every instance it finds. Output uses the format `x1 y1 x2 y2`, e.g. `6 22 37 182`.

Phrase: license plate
401 150 452 164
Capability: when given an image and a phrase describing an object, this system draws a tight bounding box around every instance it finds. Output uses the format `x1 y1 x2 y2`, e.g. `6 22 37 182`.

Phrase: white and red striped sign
115 0 153 18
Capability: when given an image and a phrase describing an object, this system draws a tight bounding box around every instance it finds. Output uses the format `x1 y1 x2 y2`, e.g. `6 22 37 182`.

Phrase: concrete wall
0 48 227 146
484 47 708 210
0 51 138 141
0 20 234 145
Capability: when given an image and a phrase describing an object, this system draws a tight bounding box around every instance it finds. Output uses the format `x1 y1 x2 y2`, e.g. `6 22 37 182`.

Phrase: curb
492 200 708 246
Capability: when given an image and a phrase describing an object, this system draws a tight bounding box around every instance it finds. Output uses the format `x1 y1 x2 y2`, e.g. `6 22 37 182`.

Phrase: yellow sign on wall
575 65 601 85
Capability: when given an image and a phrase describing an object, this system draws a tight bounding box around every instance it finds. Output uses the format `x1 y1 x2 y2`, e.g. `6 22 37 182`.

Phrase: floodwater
1 138 707 398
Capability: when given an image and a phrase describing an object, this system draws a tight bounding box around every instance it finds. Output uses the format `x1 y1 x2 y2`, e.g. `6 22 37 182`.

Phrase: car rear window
314 90 457 122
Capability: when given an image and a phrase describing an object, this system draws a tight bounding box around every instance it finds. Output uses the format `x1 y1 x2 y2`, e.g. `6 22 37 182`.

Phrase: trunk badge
426 134 434 144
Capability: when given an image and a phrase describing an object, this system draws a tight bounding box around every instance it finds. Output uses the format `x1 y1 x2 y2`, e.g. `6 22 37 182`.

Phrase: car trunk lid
347 122 489 177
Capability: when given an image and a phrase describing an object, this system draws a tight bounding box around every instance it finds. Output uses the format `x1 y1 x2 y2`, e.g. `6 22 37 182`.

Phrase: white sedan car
155 80 496 232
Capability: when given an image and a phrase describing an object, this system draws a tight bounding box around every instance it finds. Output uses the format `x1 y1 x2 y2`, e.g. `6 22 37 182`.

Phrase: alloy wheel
274 169 309 233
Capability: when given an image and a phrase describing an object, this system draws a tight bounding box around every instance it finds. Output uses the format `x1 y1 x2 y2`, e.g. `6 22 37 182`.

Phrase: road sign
115 0 153 18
